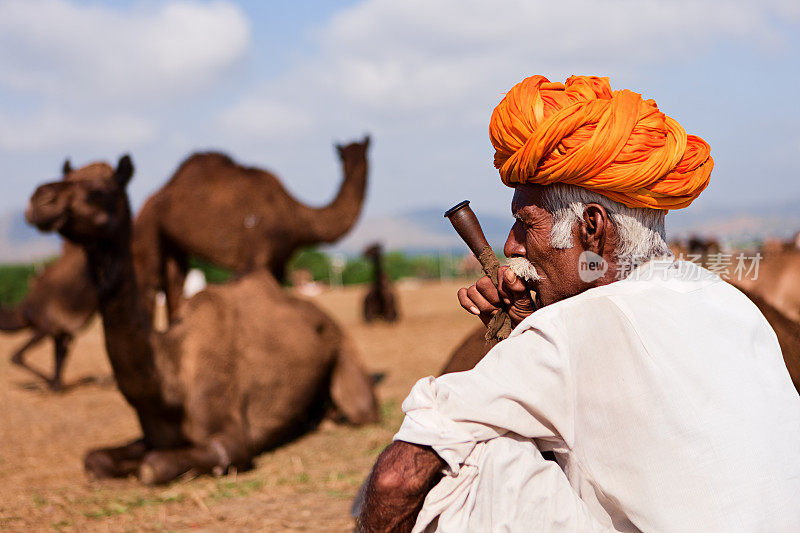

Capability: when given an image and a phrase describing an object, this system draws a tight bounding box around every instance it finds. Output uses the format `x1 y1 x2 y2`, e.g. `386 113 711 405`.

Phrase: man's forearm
356 441 445 532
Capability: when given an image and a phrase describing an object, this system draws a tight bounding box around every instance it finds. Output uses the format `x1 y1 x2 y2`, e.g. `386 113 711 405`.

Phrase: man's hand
458 266 535 327
356 441 444 532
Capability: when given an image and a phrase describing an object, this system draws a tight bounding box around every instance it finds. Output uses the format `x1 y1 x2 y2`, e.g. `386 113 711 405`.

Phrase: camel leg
330 336 379 425
162 247 188 324
49 333 72 391
84 439 148 479
364 293 378 323
384 294 399 322
10 330 45 366
138 436 252 485
10 331 53 385
131 197 163 320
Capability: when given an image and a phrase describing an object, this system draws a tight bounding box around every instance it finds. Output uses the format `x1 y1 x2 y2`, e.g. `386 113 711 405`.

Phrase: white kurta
395 260 800 532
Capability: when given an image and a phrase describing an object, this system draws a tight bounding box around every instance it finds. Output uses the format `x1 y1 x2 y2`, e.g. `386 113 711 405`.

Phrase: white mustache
506 257 542 282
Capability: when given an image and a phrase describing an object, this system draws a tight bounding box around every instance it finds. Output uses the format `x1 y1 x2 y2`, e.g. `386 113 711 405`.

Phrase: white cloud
0 0 250 103
217 97 313 140
317 0 777 110
218 0 793 136
0 109 155 151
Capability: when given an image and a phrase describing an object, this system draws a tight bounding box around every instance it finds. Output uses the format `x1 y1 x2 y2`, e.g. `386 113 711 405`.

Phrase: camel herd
3 139 800 488
6 140 378 484
3 139 369 391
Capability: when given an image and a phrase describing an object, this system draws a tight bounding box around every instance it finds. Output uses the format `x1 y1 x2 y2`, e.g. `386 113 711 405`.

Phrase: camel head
363 242 382 259
26 155 134 244
335 135 370 172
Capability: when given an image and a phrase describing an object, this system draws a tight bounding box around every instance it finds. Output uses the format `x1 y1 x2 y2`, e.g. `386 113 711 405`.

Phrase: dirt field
0 279 479 532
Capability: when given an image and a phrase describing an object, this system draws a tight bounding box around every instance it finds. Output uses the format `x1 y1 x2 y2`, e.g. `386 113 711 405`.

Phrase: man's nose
504 224 525 258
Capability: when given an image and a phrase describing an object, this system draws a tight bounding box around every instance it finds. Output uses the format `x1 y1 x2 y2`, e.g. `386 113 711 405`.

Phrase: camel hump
165 152 236 183
181 152 235 168
175 152 271 175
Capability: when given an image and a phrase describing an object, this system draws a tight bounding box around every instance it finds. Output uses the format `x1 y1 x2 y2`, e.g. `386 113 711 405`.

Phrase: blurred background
1 1 798 530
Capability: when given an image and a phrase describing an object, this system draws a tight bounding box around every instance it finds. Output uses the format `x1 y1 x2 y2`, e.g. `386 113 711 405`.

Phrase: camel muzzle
26 184 68 232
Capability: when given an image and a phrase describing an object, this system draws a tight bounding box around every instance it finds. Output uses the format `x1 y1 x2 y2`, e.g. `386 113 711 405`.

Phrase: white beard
506 257 542 282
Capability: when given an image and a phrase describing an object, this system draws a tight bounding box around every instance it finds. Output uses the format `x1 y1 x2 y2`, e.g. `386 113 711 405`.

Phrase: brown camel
133 137 370 322
362 243 399 323
26 155 379 485
734 250 800 322
0 159 97 390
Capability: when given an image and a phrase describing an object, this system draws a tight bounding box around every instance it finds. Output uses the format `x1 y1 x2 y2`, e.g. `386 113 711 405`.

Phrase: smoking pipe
445 200 513 341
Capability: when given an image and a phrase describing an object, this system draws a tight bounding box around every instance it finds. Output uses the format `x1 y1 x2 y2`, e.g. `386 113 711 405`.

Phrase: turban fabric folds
489 75 713 210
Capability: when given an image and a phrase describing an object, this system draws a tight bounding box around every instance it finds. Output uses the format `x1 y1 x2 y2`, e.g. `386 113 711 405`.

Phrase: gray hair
541 184 672 268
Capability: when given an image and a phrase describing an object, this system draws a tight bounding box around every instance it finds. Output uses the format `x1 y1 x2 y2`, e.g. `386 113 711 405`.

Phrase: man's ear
62 158 72 178
580 203 608 253
115 154 134 187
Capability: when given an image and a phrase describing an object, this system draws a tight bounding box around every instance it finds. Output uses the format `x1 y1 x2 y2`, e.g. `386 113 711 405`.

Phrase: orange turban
489 75 713 210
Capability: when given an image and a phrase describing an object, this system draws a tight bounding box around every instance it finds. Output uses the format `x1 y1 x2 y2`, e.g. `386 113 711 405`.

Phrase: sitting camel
133 137 370 322
0 159 97 390
362 243 399 323
26 155 379 484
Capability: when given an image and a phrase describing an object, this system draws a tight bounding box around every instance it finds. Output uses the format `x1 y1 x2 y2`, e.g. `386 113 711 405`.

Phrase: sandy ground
0 279 479 532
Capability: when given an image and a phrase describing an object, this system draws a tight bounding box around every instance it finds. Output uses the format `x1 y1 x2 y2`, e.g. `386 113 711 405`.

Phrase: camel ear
335 143 344 158
115 154 134 187
363 135 370 148
62 158 72 178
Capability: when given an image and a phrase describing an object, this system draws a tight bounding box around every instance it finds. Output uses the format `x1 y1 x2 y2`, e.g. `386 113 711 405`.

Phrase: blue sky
0 0 798 229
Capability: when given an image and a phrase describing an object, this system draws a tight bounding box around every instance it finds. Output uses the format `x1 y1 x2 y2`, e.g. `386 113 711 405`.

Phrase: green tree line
0 263 41 307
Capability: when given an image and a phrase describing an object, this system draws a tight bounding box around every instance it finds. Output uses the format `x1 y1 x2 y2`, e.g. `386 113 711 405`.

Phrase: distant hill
667 198 800 245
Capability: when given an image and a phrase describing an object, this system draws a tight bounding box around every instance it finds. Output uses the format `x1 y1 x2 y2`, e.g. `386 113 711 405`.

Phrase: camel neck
84 235 164 412
298 157 367 244
371 253 384 279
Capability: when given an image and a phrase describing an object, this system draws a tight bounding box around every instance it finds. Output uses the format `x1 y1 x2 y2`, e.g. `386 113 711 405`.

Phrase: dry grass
0 279 477 532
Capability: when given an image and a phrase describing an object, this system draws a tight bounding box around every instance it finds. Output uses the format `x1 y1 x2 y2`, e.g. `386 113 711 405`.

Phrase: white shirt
395 260 800 532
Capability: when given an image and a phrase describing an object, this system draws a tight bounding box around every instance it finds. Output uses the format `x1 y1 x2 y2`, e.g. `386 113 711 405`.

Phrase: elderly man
356 76 800 532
